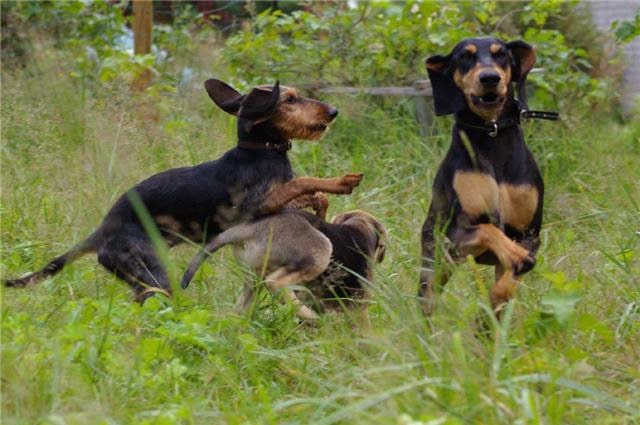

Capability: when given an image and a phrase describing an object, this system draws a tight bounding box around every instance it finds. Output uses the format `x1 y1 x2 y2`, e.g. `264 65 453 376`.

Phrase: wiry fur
5 79 362 303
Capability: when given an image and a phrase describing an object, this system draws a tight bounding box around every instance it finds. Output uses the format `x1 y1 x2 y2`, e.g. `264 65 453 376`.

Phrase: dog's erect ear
239 81 280 131
204 79 245 115
426 54 466 116
507 40 536 105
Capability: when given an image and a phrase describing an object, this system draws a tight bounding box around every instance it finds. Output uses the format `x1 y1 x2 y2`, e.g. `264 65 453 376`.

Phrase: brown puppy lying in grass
181 209 387 321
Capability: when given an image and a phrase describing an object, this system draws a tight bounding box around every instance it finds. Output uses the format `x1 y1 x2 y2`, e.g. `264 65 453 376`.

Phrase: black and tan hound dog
6 79 363 302
419 38 557 318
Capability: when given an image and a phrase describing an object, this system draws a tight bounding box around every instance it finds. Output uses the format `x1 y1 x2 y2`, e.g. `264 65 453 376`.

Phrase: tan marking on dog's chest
453 172 538 229
498 184 538 230
453 172 499 216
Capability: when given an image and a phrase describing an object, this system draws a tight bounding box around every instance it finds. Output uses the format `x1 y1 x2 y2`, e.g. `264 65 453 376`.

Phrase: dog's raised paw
516 253 536 275
337 173 364 194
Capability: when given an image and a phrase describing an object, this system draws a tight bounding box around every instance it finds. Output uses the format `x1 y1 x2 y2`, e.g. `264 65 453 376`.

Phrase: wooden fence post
132 0 152 91
412 80 433 136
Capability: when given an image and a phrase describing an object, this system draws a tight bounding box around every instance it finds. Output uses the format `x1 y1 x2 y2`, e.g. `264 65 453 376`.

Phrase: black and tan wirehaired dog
181 209 387 321
5 79 363 302
419 38 544 318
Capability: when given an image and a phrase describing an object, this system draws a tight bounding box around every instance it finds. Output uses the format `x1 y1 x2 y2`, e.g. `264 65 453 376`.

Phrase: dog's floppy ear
333 211 388 263
331 211 354 226
426 54 466 116
204 79 245 115
370 219 387 263
507 40 536 106
375 241 387 263
239 81 280 131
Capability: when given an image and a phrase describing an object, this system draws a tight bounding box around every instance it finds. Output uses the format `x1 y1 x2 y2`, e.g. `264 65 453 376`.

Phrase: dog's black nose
328 107 339 121
479 71 501 87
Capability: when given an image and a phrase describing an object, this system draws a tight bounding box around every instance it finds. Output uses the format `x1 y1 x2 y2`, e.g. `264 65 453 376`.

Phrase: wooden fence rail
314 80 434 134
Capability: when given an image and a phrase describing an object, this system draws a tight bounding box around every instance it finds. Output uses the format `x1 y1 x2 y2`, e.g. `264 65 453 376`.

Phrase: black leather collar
237 140 292 152
456 99 560 138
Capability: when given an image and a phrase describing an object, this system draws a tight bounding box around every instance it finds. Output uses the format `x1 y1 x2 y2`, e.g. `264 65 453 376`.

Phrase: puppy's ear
375 242 386 263
507 41 536 105
204 79 245 115
426 54 466 116
370 220 387 263
331 211 355 226
239 81 281 131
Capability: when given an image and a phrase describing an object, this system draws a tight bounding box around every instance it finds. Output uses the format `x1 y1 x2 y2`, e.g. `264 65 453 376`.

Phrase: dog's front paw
516 252 536 275
503 241 535 274
313 192 329 220
337 173 364 194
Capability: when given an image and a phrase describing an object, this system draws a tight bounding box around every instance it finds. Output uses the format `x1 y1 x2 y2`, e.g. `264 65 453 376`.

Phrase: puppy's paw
337 173 364 194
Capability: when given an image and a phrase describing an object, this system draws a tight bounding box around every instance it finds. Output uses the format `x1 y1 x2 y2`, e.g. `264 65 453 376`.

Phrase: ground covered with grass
2 49 639 424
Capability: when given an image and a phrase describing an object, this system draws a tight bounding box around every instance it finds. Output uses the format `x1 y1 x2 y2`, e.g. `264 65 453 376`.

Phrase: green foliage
1 1 204 93
611 8 640 43
3 0 632 110
224 2 473 87
223 0 623 110
3 1 132 83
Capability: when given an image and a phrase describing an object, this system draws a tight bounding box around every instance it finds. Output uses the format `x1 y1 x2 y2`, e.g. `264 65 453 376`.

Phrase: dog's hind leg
490 265 522 319
264 268 319 320
418 255 452 316
97 228 171 303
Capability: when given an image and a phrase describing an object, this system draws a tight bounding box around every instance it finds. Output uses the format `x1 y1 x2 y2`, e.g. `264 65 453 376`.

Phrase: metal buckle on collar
265 141 291 151
486 121 499 138
519 108 529 123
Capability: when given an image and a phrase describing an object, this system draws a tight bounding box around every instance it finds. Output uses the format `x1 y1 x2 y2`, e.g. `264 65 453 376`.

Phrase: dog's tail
181 223 256 289
4 231 100 288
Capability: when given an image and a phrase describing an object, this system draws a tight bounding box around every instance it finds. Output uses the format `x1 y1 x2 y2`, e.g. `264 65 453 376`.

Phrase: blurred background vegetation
2 0 638 114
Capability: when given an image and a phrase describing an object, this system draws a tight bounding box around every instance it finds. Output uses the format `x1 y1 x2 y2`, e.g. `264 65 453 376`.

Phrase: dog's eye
460 51 475 61
286 95 297 104
494 50 507 59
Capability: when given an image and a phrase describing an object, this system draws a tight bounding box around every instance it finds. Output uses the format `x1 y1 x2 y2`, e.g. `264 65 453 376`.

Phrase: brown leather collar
237 140 292 152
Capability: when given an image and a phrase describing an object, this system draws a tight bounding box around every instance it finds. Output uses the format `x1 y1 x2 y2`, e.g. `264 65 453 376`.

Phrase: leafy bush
611 7 640 43
3 1 633 111
0 1 205 93
223 0 628 111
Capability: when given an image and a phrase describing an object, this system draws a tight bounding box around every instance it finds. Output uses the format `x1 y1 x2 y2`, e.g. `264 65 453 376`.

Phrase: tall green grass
2 49 639 425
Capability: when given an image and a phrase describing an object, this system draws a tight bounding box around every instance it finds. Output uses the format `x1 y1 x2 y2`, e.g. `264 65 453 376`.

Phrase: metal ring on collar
487 121 499 138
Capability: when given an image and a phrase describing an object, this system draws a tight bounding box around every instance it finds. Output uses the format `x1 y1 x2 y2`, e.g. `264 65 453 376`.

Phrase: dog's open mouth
308 123 328 132
471 93 504 108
